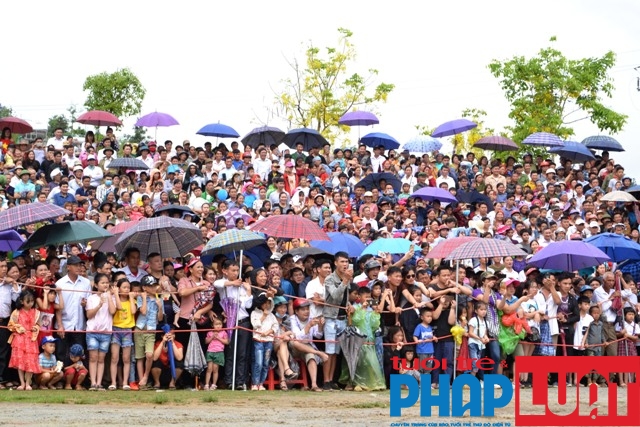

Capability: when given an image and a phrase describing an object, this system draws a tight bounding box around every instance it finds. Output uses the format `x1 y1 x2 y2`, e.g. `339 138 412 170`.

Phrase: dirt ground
0 387 630 427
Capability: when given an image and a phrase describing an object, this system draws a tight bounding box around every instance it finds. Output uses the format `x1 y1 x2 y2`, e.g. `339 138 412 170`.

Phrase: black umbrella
456 191 494 212
282 128 329 151
241 126 285 148
357 173 402 193
154 204 196 218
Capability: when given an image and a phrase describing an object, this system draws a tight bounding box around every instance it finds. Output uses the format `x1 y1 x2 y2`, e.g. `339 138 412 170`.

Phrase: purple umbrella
220 297 238 339
0 230 25 252
549 141 595 163
528 240 610 272
135 112 179 128
474 135 518 152
222 208 251 228
522 132 564 147
338 111 379 126
431 119 477 138
411 187 457 204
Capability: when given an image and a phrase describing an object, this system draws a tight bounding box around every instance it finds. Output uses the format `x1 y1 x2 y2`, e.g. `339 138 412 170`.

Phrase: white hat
546 168 556 174
589 221 600 229
555 227 566 234
50 168 61 178
614 223 625 228
73 165 84 172
363 191 373 197
87 155 96 160
575 218 585 225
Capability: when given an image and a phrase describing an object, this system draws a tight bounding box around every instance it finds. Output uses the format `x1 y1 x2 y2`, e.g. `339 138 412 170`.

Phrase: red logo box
515 356 640 426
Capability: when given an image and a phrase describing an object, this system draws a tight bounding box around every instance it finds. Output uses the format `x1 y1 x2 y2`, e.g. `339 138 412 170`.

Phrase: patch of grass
153 393 169 405
348 401 388 409
200 394 219 403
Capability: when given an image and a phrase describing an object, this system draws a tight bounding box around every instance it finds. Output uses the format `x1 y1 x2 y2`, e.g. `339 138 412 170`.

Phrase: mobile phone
348 263 353 270
30 269 35 277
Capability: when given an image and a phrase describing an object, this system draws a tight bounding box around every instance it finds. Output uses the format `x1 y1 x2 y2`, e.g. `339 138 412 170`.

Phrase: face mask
462 209 470 217
275 312 286 319
105 180 112 186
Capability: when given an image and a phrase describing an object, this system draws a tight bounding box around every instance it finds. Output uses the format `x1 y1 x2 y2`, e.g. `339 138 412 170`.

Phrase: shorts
86 333 112 353
206 351 225 366
134 331 155 359
63 366 88 385
111 327 134 348
290 344 322 366
324 318 346 354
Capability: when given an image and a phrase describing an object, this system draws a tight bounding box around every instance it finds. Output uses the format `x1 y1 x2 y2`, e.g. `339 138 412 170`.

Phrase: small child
574 296 594 356
616 307 639 387
36 284 63 346
583 305 607 386
413 307 437 374
64 344 88 390
135 275 164 390
109 278 137 391
36 336 64 389
401 286 423 345
204 317 229 390
370 281 386 371
467 301 490 383
86 273 116 390
8 290 41 390
250 295 278 391
398 347 421 383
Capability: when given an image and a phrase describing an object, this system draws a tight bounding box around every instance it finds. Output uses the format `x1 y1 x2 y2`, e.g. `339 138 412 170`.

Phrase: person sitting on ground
150 328 184 390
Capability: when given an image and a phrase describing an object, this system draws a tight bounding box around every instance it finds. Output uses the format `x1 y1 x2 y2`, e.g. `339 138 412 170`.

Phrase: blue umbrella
282 128 329 151
522 132 564 147
241 126 285 148
584 232 640 263
309 232 365 258
0 230 25 252
582 135 624 152
411 187 457 204
431 119 477 138
161 324 177 380
549 141 596 163
359 132 399 150
202 242 271 268
357 172 402 193
528 240 610 271
196 123 240 138
404 136 442 153
361 238 421 256
626 185 640 198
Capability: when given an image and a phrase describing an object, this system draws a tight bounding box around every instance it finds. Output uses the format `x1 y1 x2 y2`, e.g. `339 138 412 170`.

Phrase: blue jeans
252 341 273 386
432 340 454 386
485 339 500 375
468 343 485 379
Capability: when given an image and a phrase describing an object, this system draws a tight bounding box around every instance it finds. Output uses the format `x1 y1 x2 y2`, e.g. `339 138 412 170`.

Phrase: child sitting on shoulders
36 336 63 389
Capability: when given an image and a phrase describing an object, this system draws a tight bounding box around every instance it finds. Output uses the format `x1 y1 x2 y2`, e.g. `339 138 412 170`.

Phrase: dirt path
0 387 629 426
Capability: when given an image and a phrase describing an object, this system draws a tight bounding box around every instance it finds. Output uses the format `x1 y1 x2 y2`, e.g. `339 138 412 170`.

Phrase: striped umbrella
425 236 478 259
445 238 526 261
107 157 150 170
549 141 595 163
0 203 70 232
248 215 330 241
522 132 564 147
473 136 518 152
201 229 265 257
115 217 202 258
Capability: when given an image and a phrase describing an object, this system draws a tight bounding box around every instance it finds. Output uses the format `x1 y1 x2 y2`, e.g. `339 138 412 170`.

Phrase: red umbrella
425 236 478 259
248 215 330 241
91 220 139 253
77 110 122 126
0 117 33 134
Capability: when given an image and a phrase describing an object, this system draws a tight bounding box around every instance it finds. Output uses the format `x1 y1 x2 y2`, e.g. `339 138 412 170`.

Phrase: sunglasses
405 274 415 278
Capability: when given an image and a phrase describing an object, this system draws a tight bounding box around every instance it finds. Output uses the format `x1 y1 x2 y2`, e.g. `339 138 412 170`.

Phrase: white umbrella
600 191 637 203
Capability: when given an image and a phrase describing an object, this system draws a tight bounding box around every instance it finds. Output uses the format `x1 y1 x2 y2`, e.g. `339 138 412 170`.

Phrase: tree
82 68 146 121
275 28 394 143
488 37 627 158
0 103 12 118
121 126 149 146
47 114 69 135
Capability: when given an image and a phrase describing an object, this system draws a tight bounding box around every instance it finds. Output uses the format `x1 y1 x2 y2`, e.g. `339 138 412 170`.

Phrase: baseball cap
589 221 600 229
580 285 594 294
273 296 288 307
40 336 58 346
363 191 373 197
364 259 382 271
87 155 96 161
167 165 181 174
575 219 585 225
481 271 498 281
69 344 85 358
66 255 83 265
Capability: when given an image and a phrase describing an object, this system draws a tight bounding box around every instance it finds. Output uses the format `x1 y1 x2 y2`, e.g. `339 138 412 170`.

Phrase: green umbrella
19 221 112 250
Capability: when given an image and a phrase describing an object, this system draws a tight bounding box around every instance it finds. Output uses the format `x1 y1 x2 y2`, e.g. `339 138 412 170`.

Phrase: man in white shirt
219 157 237 182
118 247 147 282
305 259 332 320
436 166 456 189
47 128 66 150
592 272 621 356
253 148 272 181
83 155 104 187
55 255 91 361
370 145 386 173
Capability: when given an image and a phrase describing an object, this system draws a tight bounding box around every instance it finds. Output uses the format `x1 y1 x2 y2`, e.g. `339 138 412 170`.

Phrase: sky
4 1 640 176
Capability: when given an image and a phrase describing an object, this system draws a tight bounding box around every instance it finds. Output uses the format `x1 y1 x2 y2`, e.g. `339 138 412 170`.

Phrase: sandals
279 381 288 391
311 386 323 392
284 369 298 380
203 385 210 391
108 385 117 391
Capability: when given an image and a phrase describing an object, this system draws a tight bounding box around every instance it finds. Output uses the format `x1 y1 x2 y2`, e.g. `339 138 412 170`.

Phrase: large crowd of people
0 126 638 393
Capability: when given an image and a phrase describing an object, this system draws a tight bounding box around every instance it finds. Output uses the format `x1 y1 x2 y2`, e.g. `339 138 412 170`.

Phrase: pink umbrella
0 117 33 134
77 110 122 127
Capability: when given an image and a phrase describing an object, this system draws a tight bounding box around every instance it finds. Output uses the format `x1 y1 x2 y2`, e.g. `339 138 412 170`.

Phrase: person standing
321 251 353 391
0 258 21 387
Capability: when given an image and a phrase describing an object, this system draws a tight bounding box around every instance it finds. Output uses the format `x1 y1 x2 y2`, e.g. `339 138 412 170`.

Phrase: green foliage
83 68 146 121
0 103 13 118
47 114 69 135
488 37 627 159
121 126 150 146
276 28 394 144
